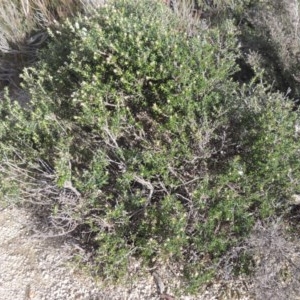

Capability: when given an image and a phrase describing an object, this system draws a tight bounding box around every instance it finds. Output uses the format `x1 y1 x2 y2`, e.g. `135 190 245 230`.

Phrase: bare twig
134 175 154 206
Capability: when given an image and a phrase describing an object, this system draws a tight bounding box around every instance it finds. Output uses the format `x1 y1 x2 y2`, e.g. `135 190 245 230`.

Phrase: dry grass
0 0 107 90
0 157 83 237
246 220 300 300
0 0 109 49
0 0 81 50
240 0 300 98
215 219 300 299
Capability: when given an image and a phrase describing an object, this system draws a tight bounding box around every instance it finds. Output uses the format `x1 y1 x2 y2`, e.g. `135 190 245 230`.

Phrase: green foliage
1 0 300 293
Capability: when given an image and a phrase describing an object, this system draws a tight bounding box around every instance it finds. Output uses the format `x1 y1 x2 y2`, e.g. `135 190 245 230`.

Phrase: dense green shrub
1 0 300 292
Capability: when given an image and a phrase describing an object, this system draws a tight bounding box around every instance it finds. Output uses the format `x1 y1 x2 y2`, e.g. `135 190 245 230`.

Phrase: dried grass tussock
0 0 106 89
246 220 300 300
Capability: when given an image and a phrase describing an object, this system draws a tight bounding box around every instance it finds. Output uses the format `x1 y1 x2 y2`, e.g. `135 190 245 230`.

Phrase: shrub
1 0 300 292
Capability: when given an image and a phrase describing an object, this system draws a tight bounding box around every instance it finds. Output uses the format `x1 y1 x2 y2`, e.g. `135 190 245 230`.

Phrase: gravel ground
0 206 253 300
